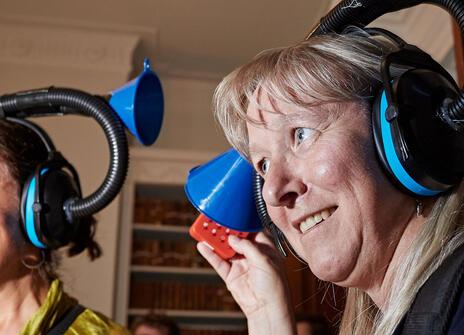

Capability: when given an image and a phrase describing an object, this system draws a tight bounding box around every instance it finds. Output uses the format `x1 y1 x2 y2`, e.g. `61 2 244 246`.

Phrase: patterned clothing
20 279 129 335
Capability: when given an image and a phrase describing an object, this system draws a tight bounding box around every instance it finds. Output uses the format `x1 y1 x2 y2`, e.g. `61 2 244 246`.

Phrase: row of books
132 239 210 268
130 281 240 311
134 197 198 226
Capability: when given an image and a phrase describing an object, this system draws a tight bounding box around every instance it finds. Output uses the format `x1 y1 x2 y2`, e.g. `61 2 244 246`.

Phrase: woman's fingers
228 235 273 267
198 232 283 284
196 242 231 281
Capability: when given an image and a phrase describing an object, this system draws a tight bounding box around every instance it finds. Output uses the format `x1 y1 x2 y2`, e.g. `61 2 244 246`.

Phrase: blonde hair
212 30 464 334
213 30 397 159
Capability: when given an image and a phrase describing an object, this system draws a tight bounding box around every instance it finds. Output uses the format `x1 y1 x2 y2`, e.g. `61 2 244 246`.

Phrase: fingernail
228 235 240 245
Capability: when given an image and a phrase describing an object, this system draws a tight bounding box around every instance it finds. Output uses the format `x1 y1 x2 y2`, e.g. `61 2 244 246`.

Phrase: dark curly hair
0 119 101 281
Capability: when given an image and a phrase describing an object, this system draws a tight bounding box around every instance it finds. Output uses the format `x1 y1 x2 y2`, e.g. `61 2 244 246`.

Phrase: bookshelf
114 148 247 335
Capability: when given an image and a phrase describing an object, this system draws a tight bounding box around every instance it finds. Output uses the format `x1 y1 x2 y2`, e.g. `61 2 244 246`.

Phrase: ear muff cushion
21 168 81 249
373 90 439 196
40 169 81 249
21 171 47 248
372 69 463 197
393 69 464 184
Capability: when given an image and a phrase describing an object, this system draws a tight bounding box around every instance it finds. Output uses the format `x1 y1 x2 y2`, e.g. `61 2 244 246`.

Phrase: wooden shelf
131 265 221 283
128 308 246 327
116 154 247 332
133 223 190 241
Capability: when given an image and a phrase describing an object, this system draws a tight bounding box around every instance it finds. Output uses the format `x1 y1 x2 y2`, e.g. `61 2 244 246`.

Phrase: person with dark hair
295 314 331 335
0 119 128 334
130 314 180 335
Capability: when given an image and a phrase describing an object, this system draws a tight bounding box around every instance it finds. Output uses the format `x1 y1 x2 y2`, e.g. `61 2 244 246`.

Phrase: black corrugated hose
0 87 128 221
253 171 308 263
311 0 464 130
252 172 288 256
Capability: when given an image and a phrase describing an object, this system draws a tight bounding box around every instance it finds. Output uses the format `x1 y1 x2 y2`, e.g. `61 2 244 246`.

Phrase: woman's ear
20 244 45 270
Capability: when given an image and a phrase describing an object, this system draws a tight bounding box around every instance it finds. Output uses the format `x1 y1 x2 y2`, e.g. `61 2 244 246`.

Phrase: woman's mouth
299 207 337 233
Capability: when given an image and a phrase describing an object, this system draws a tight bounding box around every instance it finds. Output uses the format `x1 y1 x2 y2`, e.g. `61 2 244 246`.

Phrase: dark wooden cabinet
114 149 247 335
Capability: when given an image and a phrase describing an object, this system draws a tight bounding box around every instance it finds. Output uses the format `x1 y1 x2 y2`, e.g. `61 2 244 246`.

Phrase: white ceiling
0 0 456 78
0 0 327 78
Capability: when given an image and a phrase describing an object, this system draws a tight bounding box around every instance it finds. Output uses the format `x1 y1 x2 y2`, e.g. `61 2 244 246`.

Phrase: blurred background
0 1 462 334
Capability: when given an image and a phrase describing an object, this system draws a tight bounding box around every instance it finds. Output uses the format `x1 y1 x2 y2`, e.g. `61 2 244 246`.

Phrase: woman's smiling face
247 90 415 288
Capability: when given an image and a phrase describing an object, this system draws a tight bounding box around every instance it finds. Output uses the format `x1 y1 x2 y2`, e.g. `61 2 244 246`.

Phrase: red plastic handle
190 213 249 259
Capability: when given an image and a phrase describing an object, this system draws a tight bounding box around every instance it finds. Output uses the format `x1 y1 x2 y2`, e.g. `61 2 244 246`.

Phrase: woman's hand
197 232 296 335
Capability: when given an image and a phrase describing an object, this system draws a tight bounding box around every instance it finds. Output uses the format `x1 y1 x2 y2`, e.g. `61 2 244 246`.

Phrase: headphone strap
382 48 457 84
363 27 408 48
5 117 56 152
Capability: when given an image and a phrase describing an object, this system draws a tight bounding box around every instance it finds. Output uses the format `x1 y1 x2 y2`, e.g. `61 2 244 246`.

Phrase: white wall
149 74 229 152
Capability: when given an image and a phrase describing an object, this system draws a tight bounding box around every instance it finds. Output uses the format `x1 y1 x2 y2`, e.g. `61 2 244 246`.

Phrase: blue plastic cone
185 148 262 232
109 58 164 145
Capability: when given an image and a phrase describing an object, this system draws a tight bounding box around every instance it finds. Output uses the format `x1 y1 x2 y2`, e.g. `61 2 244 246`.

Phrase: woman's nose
262 163 308 208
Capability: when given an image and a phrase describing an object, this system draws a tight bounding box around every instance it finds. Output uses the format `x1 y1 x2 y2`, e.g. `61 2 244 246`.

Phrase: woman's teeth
299 207 336 233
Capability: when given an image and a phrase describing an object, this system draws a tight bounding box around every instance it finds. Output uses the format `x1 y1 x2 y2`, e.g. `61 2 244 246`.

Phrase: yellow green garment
20 279 129 335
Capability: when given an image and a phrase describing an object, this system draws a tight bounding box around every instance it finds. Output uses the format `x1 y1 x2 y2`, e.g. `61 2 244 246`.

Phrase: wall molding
0 21 142 75
0 13 157 39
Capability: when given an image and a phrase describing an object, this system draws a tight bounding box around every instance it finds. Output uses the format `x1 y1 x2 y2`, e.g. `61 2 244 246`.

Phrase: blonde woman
197 30 464 335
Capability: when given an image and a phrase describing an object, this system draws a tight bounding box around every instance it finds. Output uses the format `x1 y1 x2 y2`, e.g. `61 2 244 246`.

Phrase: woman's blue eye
260 159 270 175
295 127 313 145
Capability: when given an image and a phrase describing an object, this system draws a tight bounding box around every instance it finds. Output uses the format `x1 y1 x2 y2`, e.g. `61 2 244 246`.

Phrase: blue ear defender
22 168 49 249
8 118 82 249
308 0 464 196
368 29 464 197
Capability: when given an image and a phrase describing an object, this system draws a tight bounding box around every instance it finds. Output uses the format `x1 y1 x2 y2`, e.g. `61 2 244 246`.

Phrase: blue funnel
109 58 163 145
185 148 263 232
